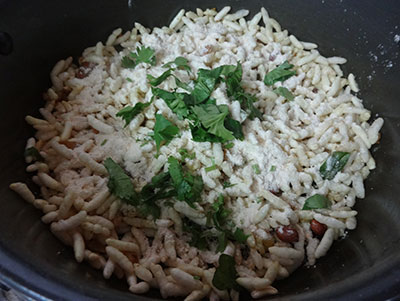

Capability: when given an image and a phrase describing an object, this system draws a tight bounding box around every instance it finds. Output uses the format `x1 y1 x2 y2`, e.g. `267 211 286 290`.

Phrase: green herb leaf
205 164 217 172
152 88 190 119
182 218 208 250
190 124 225 143
212 254 241 291
138 171 174 218
224 117 244 140
236 91 263 120
103 158 137 203
116 102 151 127
252 164 261 174
147 69 173 86
121 46 156 69
191 66 232 104
192 104 235 141
232 228 249 244
153 114 179 153
223 181 235 188
101 139 108 146
223 63 262 120
274 86 294 101
302 194 331 210
168 156 203 208
216 231 228 252
163 56 191 73
126 77 133 82
224 142 234 149
24 147 43 161
320 151 350 180
270 165 276 172
264 61 296 86
121 56 137 69
178 148 195 160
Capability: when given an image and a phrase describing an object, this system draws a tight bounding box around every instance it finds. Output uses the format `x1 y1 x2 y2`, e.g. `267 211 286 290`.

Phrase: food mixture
10 6 384 300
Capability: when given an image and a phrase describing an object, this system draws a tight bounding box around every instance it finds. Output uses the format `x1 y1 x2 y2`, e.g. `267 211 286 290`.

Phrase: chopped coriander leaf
122 46 156 69
193 275 201 280
211 194 231 231
104 159 179 219
224 62 243 98
274 86 294 101
224 117 244 140
182 218 209 250
178 148 195 160
126 77 133 82
163 56 191 73
256 198 263 203
190 123 225 143
116 102 151 127
270 165 276 172
121 56 136 69
232 228 249 244
103 158 137 203
173 76 192 91
205 164 217 172
191 66 228 104
100 139 108 146
212 254 242 291
264 60 296 85
192 104 235 141
152 88 190 119
320 151 350 180
151 62 252 144
223 63 262 120
138 171 174 219
216 231 228 252
153 114 179 154
24 147 43 161
147 69 173 86
252 164 261 174
224 142 234 149
168 156 203 208
223 181 235 188
302 194 331 210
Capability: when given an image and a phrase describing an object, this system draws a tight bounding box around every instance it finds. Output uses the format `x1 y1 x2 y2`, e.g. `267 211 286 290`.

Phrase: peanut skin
276 226 299 243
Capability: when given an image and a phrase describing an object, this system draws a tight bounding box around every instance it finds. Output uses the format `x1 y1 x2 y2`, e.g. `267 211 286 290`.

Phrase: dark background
0 0 399 300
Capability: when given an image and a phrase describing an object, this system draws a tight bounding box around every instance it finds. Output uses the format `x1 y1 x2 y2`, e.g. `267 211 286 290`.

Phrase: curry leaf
302 194 331 210
212 254 241 291
320 151 351 180
274 86 294 101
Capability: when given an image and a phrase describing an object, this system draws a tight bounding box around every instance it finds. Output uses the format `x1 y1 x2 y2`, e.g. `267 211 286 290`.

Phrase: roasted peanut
276 226 299 243
310 219 327 237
